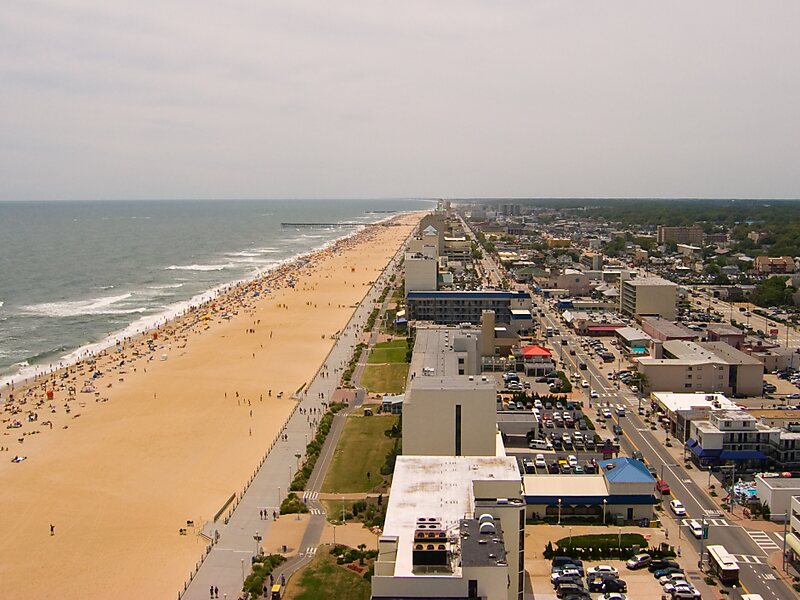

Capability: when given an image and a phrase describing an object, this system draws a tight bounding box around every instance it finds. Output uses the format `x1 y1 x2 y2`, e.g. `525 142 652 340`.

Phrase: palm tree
358 543 367 565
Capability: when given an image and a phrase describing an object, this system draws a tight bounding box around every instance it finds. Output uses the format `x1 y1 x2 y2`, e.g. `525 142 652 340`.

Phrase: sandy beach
0 213 419 599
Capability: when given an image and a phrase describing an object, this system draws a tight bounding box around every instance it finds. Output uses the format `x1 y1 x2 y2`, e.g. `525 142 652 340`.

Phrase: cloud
1 0 799 200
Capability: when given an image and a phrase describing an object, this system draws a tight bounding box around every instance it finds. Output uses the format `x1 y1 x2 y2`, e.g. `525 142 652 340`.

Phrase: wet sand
0 213 419 599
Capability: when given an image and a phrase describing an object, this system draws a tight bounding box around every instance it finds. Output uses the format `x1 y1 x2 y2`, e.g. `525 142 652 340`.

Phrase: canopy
522 345 551 358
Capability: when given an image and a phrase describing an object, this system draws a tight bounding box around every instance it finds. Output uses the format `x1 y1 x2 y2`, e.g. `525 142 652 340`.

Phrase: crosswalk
746 529 782 553
732 554 766 565
309 508 324 515
300 546 318 557
303 491 319 501
681 517 730 527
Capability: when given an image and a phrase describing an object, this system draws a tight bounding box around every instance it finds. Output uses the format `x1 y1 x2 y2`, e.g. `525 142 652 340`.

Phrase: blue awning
685 439 699 449
687 443 721 459
719 450 767 461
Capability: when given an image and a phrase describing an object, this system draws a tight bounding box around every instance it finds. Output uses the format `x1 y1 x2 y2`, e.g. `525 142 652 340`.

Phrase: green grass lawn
284 546 370 600
360 363 409 393
322 414 399 493
366 338 408 364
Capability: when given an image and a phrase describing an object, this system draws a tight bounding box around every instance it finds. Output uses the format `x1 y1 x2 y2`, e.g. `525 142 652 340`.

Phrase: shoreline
0 213 406 390
0 212 420 599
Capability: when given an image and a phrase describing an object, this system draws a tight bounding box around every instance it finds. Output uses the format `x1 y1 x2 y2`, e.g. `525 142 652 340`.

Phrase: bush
243 554 286 598
280 492 309 515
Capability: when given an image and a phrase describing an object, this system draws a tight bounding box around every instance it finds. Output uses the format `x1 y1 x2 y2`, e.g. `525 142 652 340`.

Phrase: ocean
0 198 430 385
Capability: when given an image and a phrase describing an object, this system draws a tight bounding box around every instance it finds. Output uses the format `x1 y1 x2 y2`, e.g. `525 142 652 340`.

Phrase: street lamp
603 499 608 525
558 498 562 525
618 527 622 550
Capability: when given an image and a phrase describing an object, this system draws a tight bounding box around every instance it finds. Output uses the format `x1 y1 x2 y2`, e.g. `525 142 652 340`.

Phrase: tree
751 276 794 308
358 543 367 565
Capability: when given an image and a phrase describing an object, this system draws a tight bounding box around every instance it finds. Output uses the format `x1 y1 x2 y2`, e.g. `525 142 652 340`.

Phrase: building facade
619 277 677 320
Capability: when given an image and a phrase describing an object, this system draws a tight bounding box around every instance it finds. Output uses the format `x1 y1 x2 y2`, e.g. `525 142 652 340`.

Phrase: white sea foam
147 283 184 290
166 263 235 272
21 293 146 318
0 222 376 388
226 251 262 257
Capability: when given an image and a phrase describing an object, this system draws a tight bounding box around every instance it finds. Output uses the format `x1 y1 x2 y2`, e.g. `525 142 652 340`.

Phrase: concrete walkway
266 245 407 590
180 243 407 600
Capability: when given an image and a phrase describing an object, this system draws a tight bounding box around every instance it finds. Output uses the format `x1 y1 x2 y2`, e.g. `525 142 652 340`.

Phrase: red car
656 480 671 495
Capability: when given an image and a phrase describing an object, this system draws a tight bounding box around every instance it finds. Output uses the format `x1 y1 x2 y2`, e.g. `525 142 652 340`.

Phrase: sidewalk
179 248 404 600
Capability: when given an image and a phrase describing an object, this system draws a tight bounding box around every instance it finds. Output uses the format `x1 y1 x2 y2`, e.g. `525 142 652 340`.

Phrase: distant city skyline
1 1 799 201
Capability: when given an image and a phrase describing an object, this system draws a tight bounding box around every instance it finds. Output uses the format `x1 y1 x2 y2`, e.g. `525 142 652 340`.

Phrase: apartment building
406 290 532 325
754 255 795 274
638 340 764 396
619 276 677 320
657 224 703 246
686 410 778 469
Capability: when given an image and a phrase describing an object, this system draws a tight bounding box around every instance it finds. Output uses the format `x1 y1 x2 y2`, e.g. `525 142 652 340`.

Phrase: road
535 295 797 600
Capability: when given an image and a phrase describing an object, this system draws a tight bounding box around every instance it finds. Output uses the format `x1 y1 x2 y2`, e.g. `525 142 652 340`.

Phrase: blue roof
599 457 656 484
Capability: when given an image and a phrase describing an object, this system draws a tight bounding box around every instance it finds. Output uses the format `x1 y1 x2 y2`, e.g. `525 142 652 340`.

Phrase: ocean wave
21 293 146 318
166 263 235 271
147 283 184 290
226 251 262 257
252 247 281 253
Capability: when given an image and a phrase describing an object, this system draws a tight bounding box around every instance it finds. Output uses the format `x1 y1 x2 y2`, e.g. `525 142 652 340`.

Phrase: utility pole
698 515 706 569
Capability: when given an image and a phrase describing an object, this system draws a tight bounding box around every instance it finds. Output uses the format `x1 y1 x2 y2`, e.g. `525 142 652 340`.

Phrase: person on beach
50 524 55 536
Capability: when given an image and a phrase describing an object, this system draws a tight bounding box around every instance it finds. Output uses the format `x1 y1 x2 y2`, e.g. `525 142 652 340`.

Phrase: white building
755 475 800 522
372 455 524 600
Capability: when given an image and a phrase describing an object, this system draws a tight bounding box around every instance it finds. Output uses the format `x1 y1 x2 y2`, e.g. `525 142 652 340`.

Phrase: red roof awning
522 345 552 358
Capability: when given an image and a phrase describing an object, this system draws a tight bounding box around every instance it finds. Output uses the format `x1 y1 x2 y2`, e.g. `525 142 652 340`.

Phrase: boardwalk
181 243 407 600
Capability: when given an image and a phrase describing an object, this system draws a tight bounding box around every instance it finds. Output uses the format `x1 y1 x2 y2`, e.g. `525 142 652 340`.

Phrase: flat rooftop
383 455 521 578
410 375 495 392
625 276 676 287
642 317 699 339
409 326 481 378
523 474 608 498
653 392 739 413
756 476 800 490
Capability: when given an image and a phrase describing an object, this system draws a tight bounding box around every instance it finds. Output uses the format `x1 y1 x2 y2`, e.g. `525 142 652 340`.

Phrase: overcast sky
1 1 799 200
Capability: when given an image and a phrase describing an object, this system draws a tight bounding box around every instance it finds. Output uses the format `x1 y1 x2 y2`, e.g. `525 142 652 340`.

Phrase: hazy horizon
2 1 799 201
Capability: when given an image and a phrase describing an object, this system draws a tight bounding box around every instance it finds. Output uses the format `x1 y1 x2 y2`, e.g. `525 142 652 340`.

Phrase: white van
687 519 704 539
528 439 550 450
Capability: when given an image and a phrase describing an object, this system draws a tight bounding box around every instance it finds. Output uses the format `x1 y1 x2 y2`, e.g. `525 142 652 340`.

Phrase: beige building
405 252 438 292
619 276 677 320
403 376 498 457
657 224 703 246
638 340 764 396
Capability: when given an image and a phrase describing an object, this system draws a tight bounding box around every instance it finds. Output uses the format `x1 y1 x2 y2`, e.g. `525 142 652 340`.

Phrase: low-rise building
755 475 800 522
686 410 778 469
657 224 703 246
638 340 764 396
640 316 700 342
755 256 795 274
522 458 656 524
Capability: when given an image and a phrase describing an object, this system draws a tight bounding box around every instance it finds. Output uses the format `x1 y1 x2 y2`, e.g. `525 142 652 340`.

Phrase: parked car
587 565 619 577
648 560 679 573
626 553 651 570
